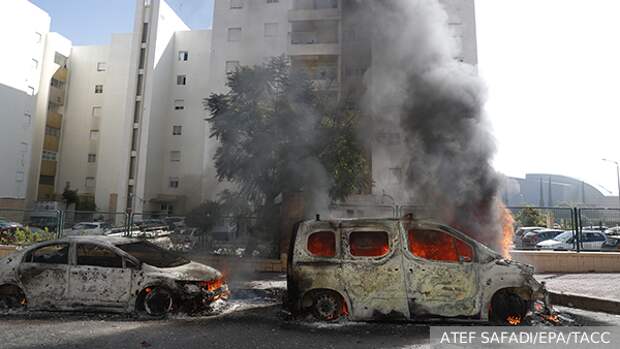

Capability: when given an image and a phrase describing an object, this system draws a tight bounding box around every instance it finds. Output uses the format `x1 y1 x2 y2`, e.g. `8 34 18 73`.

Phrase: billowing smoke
363 0 503 249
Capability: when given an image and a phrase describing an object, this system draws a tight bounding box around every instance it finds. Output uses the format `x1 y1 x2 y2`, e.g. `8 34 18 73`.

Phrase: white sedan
536 230 607 250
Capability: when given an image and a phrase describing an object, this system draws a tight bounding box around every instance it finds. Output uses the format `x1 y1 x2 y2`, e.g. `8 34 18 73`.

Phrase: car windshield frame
115 241 190 268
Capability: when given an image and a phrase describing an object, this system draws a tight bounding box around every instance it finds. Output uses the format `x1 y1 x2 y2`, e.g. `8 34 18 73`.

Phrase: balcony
293 0 338 10
49 85 65 105
289 7 339 22
43 136 59 152
47 111 62 128
289 32 339 56
40 160 57 177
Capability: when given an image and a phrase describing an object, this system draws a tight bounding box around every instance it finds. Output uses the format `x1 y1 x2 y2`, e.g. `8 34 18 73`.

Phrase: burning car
0 236 228 316
287 217 549 324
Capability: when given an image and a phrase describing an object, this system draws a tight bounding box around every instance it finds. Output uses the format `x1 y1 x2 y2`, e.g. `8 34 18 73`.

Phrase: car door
401 224 479 318
585 232 606 250
67 243 131 308
17 243 70 308
339 224 410 320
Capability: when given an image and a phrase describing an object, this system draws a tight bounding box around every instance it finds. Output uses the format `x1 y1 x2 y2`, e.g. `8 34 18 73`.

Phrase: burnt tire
142 287 174 317
0 285 26 310
310 291 342 321
489 290 528 325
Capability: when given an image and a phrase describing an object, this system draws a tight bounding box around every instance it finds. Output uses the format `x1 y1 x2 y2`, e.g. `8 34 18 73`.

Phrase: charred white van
287 217 549 324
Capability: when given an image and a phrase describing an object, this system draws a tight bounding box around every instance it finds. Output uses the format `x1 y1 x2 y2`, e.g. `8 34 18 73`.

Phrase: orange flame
545 314 559 323
500 203 514 259
506 315 522 325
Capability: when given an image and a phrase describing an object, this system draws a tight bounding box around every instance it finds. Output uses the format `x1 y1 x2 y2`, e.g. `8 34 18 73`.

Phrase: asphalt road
1 276 619 349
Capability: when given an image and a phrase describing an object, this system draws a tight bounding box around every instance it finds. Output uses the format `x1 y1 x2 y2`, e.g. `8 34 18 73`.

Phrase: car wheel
142 287 174 317
0 285 27 310
310 291 342 321
489 290 528 325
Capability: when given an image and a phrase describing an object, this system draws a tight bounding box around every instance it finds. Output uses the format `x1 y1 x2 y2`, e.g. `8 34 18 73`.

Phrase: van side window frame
403 225 475 264
343 228 394 260
305 230 338 258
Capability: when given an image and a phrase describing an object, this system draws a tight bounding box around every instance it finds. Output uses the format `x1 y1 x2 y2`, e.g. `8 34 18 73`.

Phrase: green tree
62 185 79 209
515 206 546 227
205 56 370 211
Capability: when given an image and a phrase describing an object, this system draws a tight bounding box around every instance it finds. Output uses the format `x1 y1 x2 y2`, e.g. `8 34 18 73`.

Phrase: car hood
142 261 222 282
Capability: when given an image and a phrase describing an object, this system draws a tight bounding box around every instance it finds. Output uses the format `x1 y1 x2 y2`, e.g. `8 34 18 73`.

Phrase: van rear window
349 231 389 257
307 231 336 257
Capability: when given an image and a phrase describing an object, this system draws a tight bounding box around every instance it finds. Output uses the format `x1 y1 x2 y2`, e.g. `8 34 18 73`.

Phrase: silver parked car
0 236 228 316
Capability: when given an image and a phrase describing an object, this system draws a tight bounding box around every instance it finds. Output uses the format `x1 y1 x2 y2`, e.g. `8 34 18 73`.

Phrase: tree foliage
205 56 370 208
515 206 546 227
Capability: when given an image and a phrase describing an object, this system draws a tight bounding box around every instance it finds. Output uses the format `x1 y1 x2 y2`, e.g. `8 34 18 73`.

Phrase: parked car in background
135 219 168 229
521 229 564 249
0 236 228 316
514 226 545 248
601 235 620 252
163 217 186 230
581 225 607 232
65 222 112 236
604 226 620 235
0 219 23 232
536 230 607 250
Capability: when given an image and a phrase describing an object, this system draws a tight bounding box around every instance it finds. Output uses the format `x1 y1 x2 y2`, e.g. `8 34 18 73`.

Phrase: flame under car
287 218 549 324
0 236 228 316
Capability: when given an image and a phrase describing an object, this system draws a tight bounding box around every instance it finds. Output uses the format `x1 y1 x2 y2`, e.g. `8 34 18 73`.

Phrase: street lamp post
602 158 620 210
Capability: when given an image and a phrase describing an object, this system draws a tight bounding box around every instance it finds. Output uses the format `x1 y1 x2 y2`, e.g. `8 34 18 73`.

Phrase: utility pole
602 159 620 209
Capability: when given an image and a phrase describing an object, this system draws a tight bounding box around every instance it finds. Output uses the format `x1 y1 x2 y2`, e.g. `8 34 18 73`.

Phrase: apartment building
0 0 477 214
210 0 478 201
53 0 213 215
0 0 71 210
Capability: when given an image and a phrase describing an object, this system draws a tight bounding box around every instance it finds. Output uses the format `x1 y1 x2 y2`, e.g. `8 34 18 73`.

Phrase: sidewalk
536 273 620 314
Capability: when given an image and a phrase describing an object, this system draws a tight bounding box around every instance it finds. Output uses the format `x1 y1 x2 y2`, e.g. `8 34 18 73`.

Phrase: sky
28 0 620 195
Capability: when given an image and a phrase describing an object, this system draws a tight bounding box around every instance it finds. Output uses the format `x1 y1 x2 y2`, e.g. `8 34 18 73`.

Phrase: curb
549 291 620 315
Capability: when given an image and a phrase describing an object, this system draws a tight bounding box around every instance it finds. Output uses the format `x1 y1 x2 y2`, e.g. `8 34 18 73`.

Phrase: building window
169 177 179 188
45 126 61 137
264 23 278 37
141 22 149 43
34 32 42 43
85 177 96 189
89 130 99 140
178 51 188 61
225 60 240 74
174 99 185 110
50 78 65 89
39 175 55 186
23 113 32 128
42 150 57 161
267 0 279 3
16 171 25 182
176 75 186 85
97 62 107 71
88 154 97 163
170 151 181 162
230 0 243 9
133 101 141 123
228 28 242 42
172 125 182 135
131 128 138 151
95 84 103 93
136 74 144 96
92 106 102 117
48 102 60 113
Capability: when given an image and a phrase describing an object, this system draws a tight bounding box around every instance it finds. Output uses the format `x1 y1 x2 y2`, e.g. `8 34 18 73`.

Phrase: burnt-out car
0 236 228 316
287 218 549 324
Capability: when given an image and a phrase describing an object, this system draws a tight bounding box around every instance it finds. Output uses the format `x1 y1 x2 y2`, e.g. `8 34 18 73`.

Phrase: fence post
575 208 582 252
55 209 63 239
